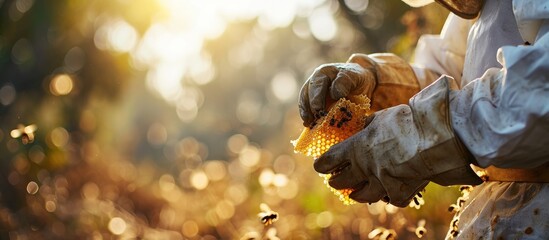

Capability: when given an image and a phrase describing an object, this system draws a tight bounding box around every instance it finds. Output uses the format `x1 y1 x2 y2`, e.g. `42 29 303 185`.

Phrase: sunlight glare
109 19 138 52
188 53 215 85
146 64 184 102
190 170 209 190
130 0 333 111
257 0 297 29
95 19 138 53
308 6 337 41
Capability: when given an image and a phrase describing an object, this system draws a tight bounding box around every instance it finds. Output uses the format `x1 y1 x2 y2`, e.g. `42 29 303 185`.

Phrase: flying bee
258 203 278 226
414 219 426 238
10 124 37 144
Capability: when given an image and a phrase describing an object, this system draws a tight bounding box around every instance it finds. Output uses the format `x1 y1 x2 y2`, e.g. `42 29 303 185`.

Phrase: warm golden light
182 220 199 237
50 74 74 96
190 170 208 190
292 95 371 205
50 127 69 148
108 217 127 235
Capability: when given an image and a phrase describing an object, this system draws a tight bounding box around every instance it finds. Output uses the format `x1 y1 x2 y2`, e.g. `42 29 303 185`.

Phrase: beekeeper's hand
313 105 428 207
313 77 483 207
298 53 421 127
298 55 376 127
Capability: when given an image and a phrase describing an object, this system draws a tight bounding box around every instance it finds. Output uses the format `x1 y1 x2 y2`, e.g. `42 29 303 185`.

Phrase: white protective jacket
412 0 549 238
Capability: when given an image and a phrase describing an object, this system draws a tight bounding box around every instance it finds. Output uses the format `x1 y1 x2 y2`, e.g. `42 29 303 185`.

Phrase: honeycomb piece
292 95 371 205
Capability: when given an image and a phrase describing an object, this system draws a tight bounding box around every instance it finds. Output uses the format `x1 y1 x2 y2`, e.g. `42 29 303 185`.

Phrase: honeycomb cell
292 95 371 205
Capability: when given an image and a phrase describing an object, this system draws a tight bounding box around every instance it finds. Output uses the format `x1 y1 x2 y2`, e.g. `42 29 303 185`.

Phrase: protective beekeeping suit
298 0 549 238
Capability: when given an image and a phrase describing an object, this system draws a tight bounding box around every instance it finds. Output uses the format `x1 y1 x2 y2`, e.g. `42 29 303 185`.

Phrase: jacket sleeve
449 23 549 169
412 19 549 170
411 13 474 89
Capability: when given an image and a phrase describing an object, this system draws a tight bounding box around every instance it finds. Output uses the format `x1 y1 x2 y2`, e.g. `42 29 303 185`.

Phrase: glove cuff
348 53 421 111
409 75 482 186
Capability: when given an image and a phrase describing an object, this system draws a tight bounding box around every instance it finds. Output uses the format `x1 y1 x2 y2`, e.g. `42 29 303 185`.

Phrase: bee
329 117 336 126
450 230 459 238
339 106 352 118
414 219 427 238
368 227 397 240
257 203 278 226
457 197 467 207
10 124 37 144
336 117 351 128
448 204 460 213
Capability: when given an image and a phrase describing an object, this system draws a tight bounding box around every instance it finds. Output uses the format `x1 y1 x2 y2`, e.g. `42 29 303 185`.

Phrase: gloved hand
298 56 376 127
298 53 421 127
314 77 482 207
314 105 429 207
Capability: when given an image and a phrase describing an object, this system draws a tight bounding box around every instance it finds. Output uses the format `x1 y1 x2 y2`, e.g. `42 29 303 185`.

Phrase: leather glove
298 53 421 127
314 76 482 207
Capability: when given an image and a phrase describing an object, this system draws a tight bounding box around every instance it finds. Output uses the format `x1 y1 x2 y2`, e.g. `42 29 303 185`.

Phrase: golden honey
292 95 371 205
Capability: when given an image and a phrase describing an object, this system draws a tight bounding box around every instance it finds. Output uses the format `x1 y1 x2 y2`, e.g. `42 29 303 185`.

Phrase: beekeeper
298 0 549 238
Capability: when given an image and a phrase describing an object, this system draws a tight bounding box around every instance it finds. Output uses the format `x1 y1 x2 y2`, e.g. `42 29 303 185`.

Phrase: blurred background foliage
0 0 455 239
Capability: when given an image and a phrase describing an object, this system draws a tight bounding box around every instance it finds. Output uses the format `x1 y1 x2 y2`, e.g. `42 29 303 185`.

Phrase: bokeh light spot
277 179 298 200
16 0 34 14
182 220 199 238
108 217 127 235
259 169 274 187
190 170 209 190
308 7 337 42
316 211 334 228
344 0 369 13
11 38 33 64
272 174 289 187
29 145 45 164
45 201 56 212
227 134 248 154
238 145 260 168
50 74 74 96
95 19 138 53
203 161 227 181
159 174 176 191
273 155 295 176
82 182 100 200
0 84 16 106
26 181 39 195
50 127 69 148
64 47 85 72
270 71 297 102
